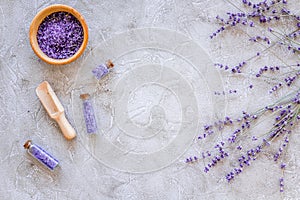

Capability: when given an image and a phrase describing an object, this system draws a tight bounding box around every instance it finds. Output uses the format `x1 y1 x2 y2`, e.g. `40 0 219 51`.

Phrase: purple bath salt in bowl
37 11 84 59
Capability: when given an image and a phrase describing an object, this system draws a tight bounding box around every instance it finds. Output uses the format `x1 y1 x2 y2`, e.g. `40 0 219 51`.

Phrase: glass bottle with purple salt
24 140 59 170
92 60 114 80
80 93 98 134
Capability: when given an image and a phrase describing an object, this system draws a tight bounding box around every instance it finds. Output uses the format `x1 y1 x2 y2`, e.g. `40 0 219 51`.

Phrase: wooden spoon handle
56 113 76 140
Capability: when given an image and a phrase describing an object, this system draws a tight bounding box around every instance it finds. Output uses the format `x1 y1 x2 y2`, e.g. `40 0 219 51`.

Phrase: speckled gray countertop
1 0 300 199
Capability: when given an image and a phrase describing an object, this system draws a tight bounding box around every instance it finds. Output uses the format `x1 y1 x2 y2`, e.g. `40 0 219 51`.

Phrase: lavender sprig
188 91 300 188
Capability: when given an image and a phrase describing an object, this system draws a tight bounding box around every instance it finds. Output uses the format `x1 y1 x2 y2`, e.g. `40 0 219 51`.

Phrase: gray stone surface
1 0 300 199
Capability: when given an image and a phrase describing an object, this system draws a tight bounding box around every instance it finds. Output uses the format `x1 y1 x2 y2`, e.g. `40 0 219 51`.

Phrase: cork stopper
106 60 114 69
24 140 32 149
80 93 90 100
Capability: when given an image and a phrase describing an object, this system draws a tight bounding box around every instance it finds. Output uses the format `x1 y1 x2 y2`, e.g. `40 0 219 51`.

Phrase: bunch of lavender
187 0 300 193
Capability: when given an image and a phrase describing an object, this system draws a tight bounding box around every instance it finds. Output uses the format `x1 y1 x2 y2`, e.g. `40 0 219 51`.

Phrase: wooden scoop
36 81 76 140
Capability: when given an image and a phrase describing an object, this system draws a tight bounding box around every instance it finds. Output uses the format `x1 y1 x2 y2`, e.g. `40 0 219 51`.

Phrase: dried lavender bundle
187 0 300 193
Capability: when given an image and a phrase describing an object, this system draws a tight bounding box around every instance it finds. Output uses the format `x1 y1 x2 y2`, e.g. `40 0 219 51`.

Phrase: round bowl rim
29 4 88 65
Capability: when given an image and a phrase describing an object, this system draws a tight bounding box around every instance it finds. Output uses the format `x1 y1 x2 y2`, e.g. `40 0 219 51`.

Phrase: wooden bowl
29 4 88 65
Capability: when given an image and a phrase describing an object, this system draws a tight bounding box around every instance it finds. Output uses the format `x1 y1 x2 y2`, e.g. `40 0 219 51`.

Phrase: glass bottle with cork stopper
92 60 114 80
24 140 59 170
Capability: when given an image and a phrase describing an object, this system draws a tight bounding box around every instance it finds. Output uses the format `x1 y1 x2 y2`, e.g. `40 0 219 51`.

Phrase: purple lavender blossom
280 177 284 192
37 11 84 59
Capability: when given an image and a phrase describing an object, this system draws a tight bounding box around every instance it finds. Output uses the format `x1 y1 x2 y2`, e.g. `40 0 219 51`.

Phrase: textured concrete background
1 0 300 199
